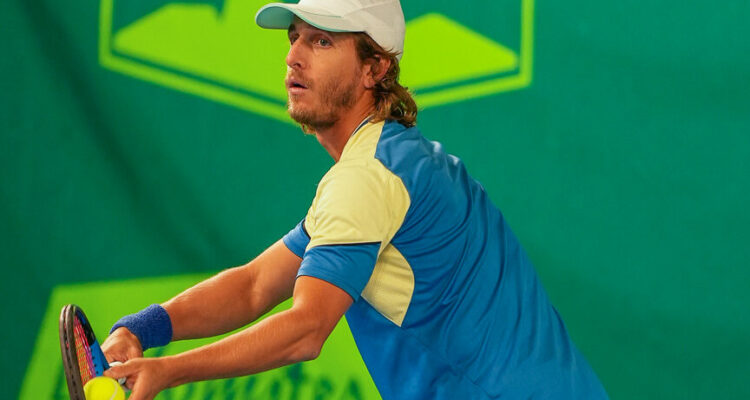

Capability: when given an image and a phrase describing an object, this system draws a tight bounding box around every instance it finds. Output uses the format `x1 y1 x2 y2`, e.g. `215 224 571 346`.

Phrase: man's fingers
104 343 134 362
105 352 127 364
104 359 136 379
107 361 128 386
104 357 162 400
102 327 144 365
105 361 137 389
103 366 122 380
105 346 142 364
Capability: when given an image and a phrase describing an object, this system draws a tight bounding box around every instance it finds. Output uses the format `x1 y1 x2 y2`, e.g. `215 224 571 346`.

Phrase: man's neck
314 97 375 162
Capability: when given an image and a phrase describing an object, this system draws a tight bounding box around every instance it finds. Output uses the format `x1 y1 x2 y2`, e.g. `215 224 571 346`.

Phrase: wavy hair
354 33 418 127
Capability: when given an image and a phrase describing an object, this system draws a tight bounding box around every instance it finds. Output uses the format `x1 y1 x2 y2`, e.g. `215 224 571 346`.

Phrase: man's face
285 19 364 130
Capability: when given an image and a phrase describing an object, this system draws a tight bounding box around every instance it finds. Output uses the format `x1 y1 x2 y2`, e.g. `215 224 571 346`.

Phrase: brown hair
354 33 418 127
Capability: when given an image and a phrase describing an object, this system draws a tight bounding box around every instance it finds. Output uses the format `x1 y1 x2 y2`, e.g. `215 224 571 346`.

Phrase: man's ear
364 55 392 89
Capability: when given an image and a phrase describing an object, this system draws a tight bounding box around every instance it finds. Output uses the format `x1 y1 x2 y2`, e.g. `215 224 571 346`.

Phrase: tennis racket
59 304 111 400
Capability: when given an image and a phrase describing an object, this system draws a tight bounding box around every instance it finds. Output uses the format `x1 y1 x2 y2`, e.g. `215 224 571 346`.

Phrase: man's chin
288 105 336 131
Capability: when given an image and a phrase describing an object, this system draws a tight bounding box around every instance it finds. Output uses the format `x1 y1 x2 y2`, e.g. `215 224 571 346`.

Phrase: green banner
2 0 749 398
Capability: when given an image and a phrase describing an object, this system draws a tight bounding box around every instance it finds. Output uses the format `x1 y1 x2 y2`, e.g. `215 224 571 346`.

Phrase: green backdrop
2 0 749 398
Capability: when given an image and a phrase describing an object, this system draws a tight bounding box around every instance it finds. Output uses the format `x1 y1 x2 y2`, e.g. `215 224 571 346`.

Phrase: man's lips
285 77 309 94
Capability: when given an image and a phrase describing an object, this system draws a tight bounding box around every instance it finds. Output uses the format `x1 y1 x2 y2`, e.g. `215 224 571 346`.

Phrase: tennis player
102 0 609 398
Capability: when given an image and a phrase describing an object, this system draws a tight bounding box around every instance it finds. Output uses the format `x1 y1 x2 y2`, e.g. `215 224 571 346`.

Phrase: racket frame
59 304 110 400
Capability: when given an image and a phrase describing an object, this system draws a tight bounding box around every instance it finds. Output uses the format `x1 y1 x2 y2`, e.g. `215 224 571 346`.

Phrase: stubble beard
287 70 360 132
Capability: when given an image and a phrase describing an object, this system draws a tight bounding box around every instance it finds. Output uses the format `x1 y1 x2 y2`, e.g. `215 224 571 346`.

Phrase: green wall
2 0 749 398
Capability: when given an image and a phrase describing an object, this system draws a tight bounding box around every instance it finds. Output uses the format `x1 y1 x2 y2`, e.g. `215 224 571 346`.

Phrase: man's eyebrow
287 25 297 36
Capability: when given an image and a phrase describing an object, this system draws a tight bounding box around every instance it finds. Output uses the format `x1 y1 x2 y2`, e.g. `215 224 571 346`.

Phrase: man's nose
286 40 306 70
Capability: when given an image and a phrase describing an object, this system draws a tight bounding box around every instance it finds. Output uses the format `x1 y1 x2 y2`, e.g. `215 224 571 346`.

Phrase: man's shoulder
375 120 425 160
379 119 420 141
320 120 438 194
333 119 420 173
375 120 447 178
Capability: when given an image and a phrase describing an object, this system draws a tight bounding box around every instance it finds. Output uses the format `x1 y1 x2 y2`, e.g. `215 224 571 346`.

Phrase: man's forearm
163 240 301 341
104 276 353 398
162 265 263 340
164 307 325 385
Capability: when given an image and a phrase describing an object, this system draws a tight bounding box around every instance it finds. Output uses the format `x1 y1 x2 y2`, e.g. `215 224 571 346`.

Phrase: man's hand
102 327 143 363
104 357 173 400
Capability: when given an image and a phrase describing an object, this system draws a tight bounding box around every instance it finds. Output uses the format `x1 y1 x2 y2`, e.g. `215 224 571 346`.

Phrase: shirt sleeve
282 219 310 258
297 161 410 300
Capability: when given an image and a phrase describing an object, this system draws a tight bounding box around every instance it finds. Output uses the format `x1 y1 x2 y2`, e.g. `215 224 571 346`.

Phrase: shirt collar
350 115 373 138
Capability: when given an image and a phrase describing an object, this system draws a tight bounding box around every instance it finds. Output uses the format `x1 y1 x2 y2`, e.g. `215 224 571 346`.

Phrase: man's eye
317 38 331 47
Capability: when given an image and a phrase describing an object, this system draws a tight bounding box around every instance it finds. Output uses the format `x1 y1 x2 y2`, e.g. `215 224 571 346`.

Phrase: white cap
255 0 405 60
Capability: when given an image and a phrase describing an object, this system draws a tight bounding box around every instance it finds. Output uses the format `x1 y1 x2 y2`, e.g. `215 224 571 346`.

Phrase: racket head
59 304 111 400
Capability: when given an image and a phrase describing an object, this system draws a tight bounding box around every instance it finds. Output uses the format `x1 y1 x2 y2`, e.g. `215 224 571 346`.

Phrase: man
102 0 609 399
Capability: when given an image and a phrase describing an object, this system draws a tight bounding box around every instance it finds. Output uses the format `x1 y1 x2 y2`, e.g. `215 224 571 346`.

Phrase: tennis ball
83 376 126 400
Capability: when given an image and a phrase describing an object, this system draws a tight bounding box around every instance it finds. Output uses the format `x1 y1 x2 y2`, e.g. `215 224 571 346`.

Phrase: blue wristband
110 304 173 351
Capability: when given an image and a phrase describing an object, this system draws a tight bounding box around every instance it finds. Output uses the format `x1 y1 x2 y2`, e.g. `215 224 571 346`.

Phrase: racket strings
73 318 96 385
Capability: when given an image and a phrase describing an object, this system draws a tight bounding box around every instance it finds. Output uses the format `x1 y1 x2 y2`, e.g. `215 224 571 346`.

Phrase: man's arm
103 239 302 361
105 276 353 400
165 239 302 340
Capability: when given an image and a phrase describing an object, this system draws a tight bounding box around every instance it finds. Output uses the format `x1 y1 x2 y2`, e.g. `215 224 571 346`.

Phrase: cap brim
255 3 361 33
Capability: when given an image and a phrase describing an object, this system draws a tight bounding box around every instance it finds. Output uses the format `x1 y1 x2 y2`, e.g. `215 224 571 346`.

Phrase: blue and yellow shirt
283 120 608 399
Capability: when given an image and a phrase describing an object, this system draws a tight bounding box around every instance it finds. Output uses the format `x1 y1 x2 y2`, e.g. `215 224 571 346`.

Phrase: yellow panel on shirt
287 120 414 326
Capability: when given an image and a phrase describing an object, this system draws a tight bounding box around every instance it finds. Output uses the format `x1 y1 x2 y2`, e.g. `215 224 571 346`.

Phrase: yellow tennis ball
83 376 126 400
